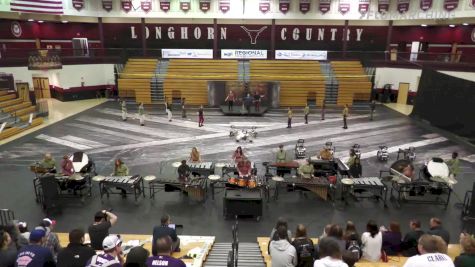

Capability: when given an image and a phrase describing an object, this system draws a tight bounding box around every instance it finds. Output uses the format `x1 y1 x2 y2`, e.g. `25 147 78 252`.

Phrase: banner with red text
121 0 132 12
378 0 389 13
359 0 370 14
339 0 350 14
180 0 191 11
220 0 230 13
141 0 152 12
72 0 84 11
259 0 270 13
102 0 112 11
159 0 170 12
300 0 311 13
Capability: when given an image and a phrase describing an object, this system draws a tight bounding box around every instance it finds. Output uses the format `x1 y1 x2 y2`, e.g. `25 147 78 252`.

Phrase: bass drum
388 159 415 182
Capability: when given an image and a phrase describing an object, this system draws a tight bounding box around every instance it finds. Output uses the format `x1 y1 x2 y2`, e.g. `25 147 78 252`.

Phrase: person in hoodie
270 225 297 267
313 237 348 267
292 224 316 267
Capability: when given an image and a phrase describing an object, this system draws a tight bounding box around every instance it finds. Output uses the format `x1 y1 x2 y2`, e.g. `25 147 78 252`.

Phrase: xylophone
99 175 144 202
189 162 214 177
341 177 387 207
150 177 207 202
274 177 332 201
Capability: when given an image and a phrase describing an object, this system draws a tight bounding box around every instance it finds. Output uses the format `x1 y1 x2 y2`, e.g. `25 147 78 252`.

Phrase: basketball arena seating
331 61 372 107
118 58 158 104
250 60 326 107
164 59 239 105
0 91 43 140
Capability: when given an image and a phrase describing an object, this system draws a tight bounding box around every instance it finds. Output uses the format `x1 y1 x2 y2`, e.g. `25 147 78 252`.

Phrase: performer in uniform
244 93 252 114
304 104 310 124
189 147 202 163
177 160 191 183
342 104 349 129
287 107 293 128
138 102 145 126
41 153 56 173
232 146 244 162
198 105 204 127
321 101 326 121
319 146 333 161
237 156 252 178
114 159 129 176
253 91 261 112
370 100 376 121
225 90 235 111
121 100 127 121
165 100 172 122
298 159 315 179
61 154 74 176
181 98 186 118
276 145 287 177
446 151 460 178
349 157 362 178
346 149 357 171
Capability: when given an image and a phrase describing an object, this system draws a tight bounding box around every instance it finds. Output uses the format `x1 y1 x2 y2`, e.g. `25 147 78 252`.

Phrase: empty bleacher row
118 58 158 104
331 61 372 106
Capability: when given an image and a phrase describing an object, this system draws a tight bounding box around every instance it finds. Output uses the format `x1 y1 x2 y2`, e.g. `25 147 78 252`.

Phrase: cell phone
168 224 176 230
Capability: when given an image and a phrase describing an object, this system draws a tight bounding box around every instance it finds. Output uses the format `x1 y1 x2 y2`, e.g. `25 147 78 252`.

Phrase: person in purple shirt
146 236 186 267
382 221 402 256
86 235 124 267
15 229 55 267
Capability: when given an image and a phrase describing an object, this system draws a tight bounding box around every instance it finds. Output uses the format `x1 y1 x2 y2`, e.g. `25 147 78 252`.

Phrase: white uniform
121 101 127 121
165 102 172 122
138 103 145 126
403 253 454 267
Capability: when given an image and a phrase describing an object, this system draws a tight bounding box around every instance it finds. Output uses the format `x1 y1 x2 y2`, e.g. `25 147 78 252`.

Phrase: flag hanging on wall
378 0 389 13
159 0 170 11
319 0 331 14
420 0 432 11
279 0 290 13
10 0 63 14
102 0 112 11
359 0 370 14
121 0 132 12
443 0 459 11
219 0 230 13
199 0 211 12
472 0 475 8
259 0 270 13
339 0 350 14
72 0 84 11
300 0 311 14
180 0 191 11
142 0 152 12
397 0 410 13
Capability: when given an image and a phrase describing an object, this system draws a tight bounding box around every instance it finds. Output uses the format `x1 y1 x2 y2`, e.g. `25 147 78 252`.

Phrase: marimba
189 162 214 177
274 177 332 201
99 175 144 202
150 177 207 202
341 177 388 207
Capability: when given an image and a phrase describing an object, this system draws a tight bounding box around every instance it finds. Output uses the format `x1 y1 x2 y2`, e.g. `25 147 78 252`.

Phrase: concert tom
228 177 238 185
237 178 248 187
248 179 257 189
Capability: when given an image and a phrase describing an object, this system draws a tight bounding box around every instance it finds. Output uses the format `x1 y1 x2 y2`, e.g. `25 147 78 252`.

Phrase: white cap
102 235 122 250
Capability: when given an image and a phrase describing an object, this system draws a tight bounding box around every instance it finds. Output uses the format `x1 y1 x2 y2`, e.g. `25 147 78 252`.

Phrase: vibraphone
274 177 333 201
209 176 269 201
341 177 388 207
222 162 257 176
189 162 214 177
149 177 207 202
99 175 145 202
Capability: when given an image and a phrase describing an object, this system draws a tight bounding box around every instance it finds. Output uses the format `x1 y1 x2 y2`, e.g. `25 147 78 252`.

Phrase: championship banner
378 0 389 13
339 0 350 14
72 0 84 11
142 0 152 12
221 49 267 59
159 0 170 12
443 0 459 11
121 0 132 12
397 0 410 13
180 0 191 11
259 0 270 13
199 0 211 12
319 0 331 14
219 0 230 13
420 0 432 11
359 0 370 14
300 0 311 14
279 0 290 13
102 0 112 11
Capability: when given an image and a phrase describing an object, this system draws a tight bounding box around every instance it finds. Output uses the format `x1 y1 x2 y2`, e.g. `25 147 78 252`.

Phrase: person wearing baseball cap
86 235 123 267
39 218 62 261
15 229 55 267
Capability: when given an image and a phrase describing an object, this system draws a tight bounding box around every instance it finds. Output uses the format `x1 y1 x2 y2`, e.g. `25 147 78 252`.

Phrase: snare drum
248 179 257 188
237 178 247 187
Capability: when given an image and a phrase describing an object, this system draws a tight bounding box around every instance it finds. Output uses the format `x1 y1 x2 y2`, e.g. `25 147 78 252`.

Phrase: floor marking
36 134 92 150
422 133 441 139
61 135 107 148
67 123 154 142
462 154 475 163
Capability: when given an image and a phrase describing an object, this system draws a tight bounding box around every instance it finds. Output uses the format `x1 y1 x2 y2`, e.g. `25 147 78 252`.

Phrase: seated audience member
291 224 316 267
57 229 95 267
15 229 55 267
4 223 28 250
146 236 185 267
313 237 348 267
88 210 118 250
454 233 475 267
342 251 358 267
61 154 74 176
0 227 17 267
343 221 361 260
41 153 57 173
327 224 346 252
382 221 402 255
125 246 150 267
39 218 61 260
427 217 450 245
152 215 180 255
269 225 297 267
86 235 124 267
319 224 332 240
361 220 382 262
402 234 454 267
270 217 292 242
17 222 30 241
401 219 425 257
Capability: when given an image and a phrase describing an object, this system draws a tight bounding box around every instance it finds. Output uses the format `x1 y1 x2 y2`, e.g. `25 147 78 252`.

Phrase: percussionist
346 149 357 169
41 153 57 173
275 144 287 177
298 159 315 179
237 156 252 178
177 160 191 183
232 146 244 162
61 154 74 176
114 159 129 176
319 146 333 161
189 147 202 163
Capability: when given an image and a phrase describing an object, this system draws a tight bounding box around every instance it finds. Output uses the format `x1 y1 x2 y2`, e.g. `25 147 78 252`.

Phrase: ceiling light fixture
421 24 427 27
38 20 44 23
449 24 455 27
462 23 469 26
27 18 34 22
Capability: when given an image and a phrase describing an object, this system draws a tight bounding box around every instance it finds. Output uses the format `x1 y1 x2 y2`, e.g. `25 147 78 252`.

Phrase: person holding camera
88 210 118 250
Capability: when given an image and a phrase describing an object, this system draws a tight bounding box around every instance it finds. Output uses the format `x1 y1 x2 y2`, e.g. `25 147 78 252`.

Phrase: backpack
87 255 120 267
347 240 362 259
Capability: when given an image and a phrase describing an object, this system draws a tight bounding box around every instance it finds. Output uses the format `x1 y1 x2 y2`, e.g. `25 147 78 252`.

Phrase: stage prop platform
220 105 268 116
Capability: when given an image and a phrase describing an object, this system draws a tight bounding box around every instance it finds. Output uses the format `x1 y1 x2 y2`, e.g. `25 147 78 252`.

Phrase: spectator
361 220 382 262
152 215 180 256
427 218 450 245
0 227 17 267
39 218 62 260
402 234 454 267
269 225 297 267
270 217 292 242
125 246 150 267
401 219 425 257
4 223 28 250
57 229 95 267
291 224 316 267
454 233 475 267
343 221 361 260
17 222 30 241
88 210 118 250
86 235 124 267
15 229 55 267
313 237 348 267
319 224 332 240
327 224 346 252
146 236 185 267
342 251 358 267
382 221 402 255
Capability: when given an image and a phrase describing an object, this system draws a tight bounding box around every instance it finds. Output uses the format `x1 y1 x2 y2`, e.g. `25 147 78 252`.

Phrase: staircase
204 242 265 267
238 60 250 83
151 59 168 102
321 62 338 105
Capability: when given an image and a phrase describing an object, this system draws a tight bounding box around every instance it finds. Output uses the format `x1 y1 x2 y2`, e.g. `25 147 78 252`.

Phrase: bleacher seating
164 59 239 105
331 61 372 106
250 60 326 107
118 58 158 104
0 92 43 140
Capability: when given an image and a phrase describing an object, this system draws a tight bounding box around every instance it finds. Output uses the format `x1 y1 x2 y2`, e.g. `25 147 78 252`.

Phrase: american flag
10 0 64 15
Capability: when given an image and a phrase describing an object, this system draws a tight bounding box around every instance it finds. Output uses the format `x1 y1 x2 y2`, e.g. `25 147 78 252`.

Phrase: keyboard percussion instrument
340 177 388 207
189 162 214 177
274 177 332 201
99 175 145 202
149 177 207 202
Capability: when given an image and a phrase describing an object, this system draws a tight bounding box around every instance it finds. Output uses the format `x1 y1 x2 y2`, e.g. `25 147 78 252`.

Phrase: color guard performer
41 153 57 173
321 101 326 121
287 107 293 128
304 104 310 124
138 102 145 126
189 147 202 163
198 105 204 127
342 104 349 129
298 159 314 179
225 90 235 111
446 152 460 178
121 100 127 121
253 91 261 112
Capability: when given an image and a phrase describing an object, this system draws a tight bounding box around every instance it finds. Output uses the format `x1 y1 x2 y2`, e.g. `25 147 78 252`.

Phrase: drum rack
213 172 270 202
388 179 452 209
